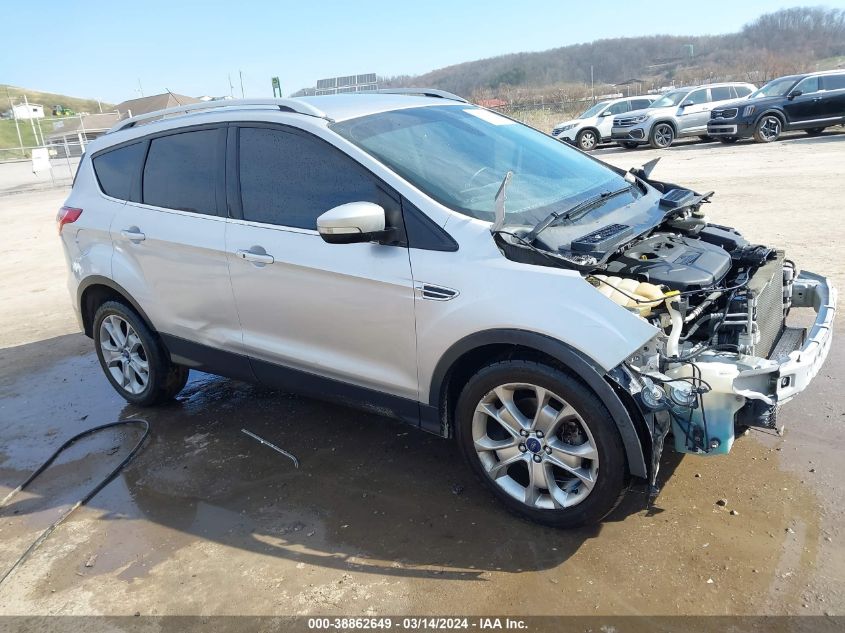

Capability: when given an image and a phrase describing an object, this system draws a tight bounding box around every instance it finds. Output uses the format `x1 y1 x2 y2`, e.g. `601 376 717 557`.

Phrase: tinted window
93 142 145 200
734 86 753 97
143 129 219 214
604 101 630 115
238 127 383 229
710 86 733 101
795 76 819 94
686 89 709 105
631 99 652 109
822 74 845 90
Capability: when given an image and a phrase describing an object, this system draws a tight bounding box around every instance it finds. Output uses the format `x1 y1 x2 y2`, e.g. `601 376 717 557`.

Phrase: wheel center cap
525 438 542 454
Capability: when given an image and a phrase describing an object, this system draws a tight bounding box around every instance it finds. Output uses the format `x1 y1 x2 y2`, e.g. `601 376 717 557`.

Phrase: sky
1 0 837 104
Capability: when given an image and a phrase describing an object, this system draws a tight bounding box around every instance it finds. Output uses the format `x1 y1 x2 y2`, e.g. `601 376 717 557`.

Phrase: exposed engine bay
493 166 835 477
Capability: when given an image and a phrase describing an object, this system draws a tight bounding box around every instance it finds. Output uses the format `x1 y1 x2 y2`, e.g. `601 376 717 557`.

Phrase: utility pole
239 70 245 98
228 74 235 98
23 95 41 146
137 78 144 97
590 65 594 103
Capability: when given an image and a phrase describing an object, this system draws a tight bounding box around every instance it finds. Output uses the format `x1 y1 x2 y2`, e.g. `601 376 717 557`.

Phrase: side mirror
317 201 388 244
599 110 612 117
788 90 802 100
680 100 695 108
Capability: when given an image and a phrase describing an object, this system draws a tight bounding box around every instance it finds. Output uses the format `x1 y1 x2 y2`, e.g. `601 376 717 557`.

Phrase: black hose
0 419 150 587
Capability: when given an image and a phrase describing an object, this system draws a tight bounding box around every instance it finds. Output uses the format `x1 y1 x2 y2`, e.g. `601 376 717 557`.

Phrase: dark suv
708 70 845 143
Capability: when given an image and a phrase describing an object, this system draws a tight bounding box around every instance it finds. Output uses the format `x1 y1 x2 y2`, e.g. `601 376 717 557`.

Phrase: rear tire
753 115 783 143
649 123 675 149
93 301 189 406
805 127 825 136
698 135 713 142
618 141 639 149
455 360 628 528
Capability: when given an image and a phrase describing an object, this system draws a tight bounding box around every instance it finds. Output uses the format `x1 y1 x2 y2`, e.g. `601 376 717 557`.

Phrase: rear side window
92 142 145 201
238 127 384 229
143 129 220 214
710 86 733 101
822 74 845 90
734 86 753 97
631 98 652 109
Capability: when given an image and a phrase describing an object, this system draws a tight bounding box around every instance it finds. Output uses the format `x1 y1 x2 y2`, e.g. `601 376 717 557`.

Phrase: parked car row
552 69 845 150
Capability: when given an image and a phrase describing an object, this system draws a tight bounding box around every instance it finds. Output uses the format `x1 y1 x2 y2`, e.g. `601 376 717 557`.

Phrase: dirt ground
0 129 844 617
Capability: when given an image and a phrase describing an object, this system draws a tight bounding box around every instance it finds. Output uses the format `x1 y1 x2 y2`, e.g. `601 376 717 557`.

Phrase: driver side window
686 89 709 105
795 76 819 94
604 101 630 115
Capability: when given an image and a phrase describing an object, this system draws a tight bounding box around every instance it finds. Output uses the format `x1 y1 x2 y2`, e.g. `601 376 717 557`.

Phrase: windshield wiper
522 184 634 244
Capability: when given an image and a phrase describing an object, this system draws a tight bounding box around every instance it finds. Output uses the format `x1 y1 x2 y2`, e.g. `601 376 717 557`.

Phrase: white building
12 103 44 120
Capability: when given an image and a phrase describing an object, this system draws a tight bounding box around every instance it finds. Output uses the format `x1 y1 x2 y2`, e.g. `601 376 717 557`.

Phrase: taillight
57 206 82 234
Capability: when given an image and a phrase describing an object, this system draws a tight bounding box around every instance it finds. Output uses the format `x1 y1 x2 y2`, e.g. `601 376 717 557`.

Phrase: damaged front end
495 171 836 486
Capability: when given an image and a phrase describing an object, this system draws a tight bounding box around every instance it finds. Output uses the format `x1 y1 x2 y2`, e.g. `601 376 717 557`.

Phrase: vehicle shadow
0 334 682 582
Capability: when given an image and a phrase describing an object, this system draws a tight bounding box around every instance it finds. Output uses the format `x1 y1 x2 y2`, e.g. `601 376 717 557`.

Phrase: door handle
236 248 275 265
812 96 822 101
121 227 146 242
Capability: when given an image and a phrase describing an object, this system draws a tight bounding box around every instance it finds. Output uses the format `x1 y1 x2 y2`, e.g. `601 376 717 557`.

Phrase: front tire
649 123 675 149
618 141 639 149
93 301 189 406
455 360 628 528
718 136 739 144
576 129 599 151
805 127 825 136
753 115 783 143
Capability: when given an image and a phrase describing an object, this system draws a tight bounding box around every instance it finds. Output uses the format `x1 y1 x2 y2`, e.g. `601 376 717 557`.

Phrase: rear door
677 88 711 135
110 125 247 369
819 73 845 123
225 124 419 407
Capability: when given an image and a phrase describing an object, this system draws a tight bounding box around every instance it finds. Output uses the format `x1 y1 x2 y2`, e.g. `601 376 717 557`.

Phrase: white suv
59 92 835 527
552 96 656 150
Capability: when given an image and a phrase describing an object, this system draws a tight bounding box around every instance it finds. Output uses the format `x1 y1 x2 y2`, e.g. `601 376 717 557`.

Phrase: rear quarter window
734 86 753 98
710 86 733 101
92 142 145 201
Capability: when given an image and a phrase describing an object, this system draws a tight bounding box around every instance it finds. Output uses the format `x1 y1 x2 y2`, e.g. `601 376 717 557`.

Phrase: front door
783 76 825 125
676 88 711 135
225 124 419 409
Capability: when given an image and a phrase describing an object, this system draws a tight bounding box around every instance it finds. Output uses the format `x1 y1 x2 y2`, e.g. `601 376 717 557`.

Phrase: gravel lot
0 129 843 617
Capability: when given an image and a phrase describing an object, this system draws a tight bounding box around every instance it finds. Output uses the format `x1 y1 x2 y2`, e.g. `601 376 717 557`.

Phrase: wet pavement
1 325 843 615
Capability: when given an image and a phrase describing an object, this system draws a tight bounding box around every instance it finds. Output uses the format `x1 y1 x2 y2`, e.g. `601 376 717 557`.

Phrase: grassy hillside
1 84 113 116
380 6 845 99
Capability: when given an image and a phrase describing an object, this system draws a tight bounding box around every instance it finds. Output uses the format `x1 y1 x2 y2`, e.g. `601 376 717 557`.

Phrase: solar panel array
314 73 378 96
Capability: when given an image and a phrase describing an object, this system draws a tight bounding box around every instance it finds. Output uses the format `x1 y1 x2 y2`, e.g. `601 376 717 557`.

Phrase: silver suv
59 92 834 528
551 96 656 150
611 83 756 148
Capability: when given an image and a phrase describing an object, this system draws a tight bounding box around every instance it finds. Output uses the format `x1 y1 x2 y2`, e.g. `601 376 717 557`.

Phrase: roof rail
108 98 331 134
376 88 468 103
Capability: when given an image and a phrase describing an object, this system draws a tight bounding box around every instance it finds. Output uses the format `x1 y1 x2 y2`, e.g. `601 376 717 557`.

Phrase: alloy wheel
653 124 674 148
578 130 597 150
759 116 781 141
99 315 149 395
472 383 599 510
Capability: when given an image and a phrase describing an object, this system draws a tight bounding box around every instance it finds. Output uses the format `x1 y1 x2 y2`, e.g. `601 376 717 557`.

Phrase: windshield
577 101 610 119
331 106 626 226
749 77 799 99
650 90 687 108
